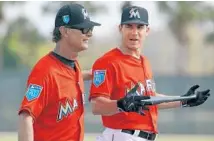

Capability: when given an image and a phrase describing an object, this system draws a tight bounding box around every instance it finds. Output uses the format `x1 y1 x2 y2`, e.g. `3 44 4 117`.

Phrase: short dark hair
52 27 61 43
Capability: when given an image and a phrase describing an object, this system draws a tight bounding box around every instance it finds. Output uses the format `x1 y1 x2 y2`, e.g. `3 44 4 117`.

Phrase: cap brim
121 20 148 25
72 20 101 29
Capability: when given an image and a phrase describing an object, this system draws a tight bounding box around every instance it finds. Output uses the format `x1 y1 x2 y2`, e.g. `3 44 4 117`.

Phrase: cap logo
129 8 140 19
82 9 89 19
62 15 70 24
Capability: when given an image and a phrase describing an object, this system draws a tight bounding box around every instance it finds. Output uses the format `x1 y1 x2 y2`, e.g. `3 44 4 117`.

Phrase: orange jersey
19 52 85 141
89 48 158 133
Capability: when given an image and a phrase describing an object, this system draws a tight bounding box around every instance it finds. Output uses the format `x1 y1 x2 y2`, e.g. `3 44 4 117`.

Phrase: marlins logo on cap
82 9 89 19
120 6 149 25
129 8 140 19
55 4 101 28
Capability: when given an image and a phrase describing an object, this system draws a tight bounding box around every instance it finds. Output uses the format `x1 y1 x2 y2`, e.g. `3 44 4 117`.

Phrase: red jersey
19 52 85 141
89 48 158 133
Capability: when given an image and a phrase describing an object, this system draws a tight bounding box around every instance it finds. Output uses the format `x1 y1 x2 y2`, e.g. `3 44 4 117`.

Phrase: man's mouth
83 39 89 43
129 38 138 41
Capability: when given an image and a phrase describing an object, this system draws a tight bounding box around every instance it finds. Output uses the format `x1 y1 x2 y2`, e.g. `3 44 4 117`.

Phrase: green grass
1 133 214 141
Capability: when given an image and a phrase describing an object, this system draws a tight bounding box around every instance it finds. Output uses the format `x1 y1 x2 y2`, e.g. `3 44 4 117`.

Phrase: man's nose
131 27 138 35
86 31 92 37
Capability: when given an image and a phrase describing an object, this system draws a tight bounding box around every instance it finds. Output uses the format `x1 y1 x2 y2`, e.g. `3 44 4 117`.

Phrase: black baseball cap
55 4 101 29
121 6 149 25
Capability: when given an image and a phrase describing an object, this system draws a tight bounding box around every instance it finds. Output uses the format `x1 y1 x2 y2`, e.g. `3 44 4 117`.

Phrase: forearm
18 112 34 141
156 93 181 109
91 97 119 116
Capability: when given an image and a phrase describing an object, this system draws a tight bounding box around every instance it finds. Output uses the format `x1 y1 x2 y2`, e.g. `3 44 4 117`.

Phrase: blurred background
0 1 214 141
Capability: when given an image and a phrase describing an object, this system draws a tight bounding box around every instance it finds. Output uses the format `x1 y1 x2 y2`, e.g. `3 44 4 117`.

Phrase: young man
18 3 100 141
89 6 210 141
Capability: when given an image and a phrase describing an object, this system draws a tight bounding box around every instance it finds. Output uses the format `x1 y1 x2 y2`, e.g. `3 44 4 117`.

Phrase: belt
121 129 156 140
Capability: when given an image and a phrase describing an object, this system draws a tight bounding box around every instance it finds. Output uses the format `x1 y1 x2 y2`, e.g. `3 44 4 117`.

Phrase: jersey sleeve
18 72 51 120
89 60 115 101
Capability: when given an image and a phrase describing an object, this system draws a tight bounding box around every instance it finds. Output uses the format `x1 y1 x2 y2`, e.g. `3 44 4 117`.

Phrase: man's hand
117 83 150 114
181 85 210 107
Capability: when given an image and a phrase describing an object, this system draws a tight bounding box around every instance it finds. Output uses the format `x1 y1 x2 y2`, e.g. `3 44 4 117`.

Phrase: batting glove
181 85 210 107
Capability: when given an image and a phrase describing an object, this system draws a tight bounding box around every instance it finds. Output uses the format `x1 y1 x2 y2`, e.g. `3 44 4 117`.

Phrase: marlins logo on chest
57 98 78 121
126 82 145 96
126 80 156 96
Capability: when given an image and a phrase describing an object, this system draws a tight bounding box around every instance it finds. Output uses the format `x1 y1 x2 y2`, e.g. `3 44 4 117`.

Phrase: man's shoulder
94 48 120 65
141 55 151 66
29 52 55 78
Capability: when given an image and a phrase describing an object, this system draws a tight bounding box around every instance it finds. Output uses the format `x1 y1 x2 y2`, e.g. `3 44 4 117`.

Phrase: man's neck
118 46 141 59
54 42 78 60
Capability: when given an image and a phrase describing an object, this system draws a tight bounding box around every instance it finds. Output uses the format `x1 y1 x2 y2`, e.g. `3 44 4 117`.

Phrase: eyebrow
125 24 145 27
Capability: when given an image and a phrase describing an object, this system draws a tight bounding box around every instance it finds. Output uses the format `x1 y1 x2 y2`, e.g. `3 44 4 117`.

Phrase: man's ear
145 26 150 36
119 24 122 33
59 26 68 37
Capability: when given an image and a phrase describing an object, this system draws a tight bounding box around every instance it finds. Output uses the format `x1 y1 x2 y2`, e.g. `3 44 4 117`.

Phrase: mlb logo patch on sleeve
25 84 43 101
93 70 106 87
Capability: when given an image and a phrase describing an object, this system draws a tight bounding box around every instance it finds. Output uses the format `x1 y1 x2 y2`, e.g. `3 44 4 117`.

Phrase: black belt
121 129 156 140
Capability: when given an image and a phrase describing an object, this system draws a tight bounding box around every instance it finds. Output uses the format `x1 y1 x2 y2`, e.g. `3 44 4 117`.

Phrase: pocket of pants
112 132 133 141
95 133 115 141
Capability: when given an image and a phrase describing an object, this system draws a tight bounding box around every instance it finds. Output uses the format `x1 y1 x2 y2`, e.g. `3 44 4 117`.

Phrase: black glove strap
117 99 126 111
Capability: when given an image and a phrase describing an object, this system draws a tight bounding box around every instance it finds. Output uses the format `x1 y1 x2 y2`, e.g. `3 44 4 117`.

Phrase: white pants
95 128 156 141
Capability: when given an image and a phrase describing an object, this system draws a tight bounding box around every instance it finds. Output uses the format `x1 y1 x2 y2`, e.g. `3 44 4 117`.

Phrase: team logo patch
25 84 43 101
62 15 70 24
82 8 89 19
129 8 140 19
93 70 106 87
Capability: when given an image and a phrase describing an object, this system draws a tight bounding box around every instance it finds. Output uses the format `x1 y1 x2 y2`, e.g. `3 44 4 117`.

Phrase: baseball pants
95 128 156 141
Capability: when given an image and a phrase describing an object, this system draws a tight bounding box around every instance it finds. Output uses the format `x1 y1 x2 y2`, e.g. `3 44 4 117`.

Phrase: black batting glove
181 85 210 107
117 83 150 114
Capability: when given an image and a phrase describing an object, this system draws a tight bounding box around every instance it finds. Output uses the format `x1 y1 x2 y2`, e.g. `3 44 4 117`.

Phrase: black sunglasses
65 26 94 34
79 27 94 34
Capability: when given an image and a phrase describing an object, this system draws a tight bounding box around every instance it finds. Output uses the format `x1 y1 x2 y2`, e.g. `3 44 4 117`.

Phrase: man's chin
80 45 88 51
127 45 141 50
